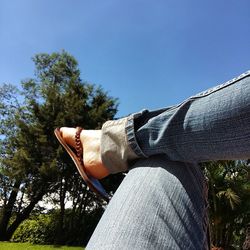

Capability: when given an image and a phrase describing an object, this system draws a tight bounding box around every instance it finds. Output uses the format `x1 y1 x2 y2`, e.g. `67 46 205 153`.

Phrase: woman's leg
89 72 249 249
87 155 209 250
101 71 250 175
61 71 250 249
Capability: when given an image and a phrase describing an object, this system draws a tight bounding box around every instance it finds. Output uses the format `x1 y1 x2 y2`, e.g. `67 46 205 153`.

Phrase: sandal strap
75 127 83 166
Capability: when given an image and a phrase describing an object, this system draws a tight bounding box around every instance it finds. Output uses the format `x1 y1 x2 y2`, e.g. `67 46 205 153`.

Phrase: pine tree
0 51 120 242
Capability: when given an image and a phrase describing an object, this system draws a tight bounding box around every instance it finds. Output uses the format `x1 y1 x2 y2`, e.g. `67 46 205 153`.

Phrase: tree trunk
1 190 44 241
0 180 21 241
243 224 250 250
55 176 67 245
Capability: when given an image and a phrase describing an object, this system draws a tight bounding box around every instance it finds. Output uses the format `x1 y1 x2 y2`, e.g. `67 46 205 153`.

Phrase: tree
204 161 250 249
0 51 120 242
243 223 250 250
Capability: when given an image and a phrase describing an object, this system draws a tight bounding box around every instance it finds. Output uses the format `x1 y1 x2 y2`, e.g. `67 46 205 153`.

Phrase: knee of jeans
127 156 209 246
129 155 206 208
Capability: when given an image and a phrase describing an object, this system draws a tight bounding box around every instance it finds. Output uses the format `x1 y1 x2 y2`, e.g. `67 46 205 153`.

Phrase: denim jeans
87 70 250 249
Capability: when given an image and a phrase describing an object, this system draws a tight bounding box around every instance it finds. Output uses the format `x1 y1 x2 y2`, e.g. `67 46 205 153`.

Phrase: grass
0 242 84 250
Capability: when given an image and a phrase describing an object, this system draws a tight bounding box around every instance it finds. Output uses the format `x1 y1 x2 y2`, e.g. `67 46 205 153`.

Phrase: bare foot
60 127 110 179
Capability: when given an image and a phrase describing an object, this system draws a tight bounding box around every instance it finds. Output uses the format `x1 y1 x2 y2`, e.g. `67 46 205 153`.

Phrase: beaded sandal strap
75 127 84 166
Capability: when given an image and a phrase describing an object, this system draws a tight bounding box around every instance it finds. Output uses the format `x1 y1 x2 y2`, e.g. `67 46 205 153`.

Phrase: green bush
12 214 56 244
11 208 104 246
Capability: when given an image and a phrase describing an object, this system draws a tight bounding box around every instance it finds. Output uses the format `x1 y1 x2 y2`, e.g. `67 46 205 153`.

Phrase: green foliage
0 50 121 242
61 207 105 246
11 208 103 246
12 214 56 244
204 160 250 249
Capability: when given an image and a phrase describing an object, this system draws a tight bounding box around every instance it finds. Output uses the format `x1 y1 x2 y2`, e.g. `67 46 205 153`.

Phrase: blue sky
0 0 250 117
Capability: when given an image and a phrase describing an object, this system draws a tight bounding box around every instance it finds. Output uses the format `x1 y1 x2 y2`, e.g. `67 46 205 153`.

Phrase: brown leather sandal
54 127 109 201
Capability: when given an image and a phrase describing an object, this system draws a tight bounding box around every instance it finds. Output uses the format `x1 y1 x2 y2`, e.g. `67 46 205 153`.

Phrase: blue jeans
87 70 250 249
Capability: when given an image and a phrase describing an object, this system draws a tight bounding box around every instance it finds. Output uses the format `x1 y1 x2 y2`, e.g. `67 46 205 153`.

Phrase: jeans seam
190 70 250 99
159 70 250 118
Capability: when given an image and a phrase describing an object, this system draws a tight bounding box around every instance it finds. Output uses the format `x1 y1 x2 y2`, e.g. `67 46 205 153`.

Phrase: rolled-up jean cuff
101 116 143 174
126 113 148 158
